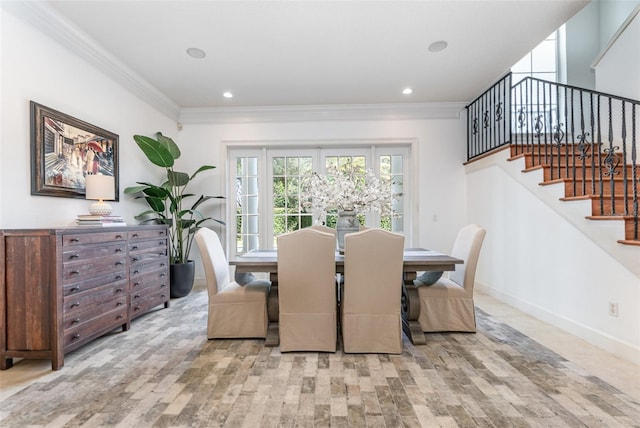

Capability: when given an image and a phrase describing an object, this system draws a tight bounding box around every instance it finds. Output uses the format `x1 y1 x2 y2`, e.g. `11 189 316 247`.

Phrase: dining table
229 248 463 347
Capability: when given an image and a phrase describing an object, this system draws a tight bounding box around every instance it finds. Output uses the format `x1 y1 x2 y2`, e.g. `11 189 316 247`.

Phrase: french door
230 145 409 256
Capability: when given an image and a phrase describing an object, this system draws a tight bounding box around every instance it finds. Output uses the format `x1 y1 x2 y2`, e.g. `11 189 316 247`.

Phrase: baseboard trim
476 282 640 365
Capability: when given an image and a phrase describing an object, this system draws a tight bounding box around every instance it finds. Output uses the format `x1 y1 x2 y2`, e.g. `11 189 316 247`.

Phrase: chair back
342 228 405 353
277 228 337 352
309 224 336 238
194 228 231 295
449 224 486 291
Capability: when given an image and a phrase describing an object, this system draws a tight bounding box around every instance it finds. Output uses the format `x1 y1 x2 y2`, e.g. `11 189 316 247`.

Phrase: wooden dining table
229 248 463 346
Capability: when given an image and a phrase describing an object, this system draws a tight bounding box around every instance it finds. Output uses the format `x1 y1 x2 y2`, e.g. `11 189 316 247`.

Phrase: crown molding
178 102 465 124
2 1 181 120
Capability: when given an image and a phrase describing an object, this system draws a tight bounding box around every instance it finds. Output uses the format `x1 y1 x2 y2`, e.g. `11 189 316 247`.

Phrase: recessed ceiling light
402 88 413 95
428 40 448 53
186 47 206 59
223 92 233 98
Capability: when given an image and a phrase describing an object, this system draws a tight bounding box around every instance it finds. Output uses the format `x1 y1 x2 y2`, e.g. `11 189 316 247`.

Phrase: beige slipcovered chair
277 228 337 352
341 228 405 354
417 224 486 332
194 228 270 339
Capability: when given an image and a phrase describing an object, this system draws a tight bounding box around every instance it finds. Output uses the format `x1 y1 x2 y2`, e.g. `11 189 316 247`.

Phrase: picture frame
30 101 119 200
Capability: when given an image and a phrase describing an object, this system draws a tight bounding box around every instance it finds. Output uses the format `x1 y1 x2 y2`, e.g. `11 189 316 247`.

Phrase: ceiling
14 1 589 118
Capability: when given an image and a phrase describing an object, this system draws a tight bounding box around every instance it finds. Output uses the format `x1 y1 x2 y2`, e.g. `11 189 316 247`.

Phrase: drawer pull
115 234 123 239
134 282 140 287
160 273 166 278
134 305 141 311
160 283 166 288
115 275 123 280
71 318 80 325
132 246 138 250
72 333 81 341
70 238 80 243
116 288 124 293
116 302 124 307
133 270 139 275
70 286 80 292
160 263 166 267
132 257 140 262
159 241 164 245
132 233 139 238
134 294 140 299
115 248 123 253
70 302 80 308
70 270 80 275
116 314 124 319
69 254 80 260
159 231 165 236
115 261 124 266
161 294 167 299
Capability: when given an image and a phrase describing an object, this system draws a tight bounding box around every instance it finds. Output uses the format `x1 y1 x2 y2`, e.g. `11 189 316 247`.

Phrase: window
511 30 559 84
229 144 410 256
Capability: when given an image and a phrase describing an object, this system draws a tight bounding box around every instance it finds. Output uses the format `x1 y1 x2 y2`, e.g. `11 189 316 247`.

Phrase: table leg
265 272 279 347
401 272 426 345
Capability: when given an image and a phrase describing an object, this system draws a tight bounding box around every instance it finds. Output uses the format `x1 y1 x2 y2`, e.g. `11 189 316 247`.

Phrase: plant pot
170 260 195 298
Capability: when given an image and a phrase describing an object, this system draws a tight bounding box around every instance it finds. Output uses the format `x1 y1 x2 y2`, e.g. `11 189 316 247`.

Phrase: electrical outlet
609 302 619 317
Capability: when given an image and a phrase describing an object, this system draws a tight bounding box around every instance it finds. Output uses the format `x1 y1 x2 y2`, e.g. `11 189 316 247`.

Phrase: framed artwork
30 101 119 199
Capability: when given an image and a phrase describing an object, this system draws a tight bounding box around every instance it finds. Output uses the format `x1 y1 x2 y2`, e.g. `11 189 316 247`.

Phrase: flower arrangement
301 164 400 216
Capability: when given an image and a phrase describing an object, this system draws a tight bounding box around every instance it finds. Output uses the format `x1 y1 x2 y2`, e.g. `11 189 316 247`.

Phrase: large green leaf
134 135 175 167
190 165 216 180
168 170 189 187
156 132 181 160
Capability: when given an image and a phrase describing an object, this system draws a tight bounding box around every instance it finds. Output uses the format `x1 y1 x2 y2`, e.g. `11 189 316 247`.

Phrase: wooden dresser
0 225 169 370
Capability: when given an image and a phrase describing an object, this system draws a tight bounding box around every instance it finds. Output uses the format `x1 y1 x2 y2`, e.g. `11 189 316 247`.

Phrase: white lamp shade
85 174 115 201
85 174 115 215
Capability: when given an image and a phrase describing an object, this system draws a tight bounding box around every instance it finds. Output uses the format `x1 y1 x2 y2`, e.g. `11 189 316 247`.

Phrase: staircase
466 73 639 246
510 143 639 246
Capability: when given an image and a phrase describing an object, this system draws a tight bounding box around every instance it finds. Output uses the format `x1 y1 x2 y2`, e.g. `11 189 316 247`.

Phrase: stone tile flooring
0 286 638 427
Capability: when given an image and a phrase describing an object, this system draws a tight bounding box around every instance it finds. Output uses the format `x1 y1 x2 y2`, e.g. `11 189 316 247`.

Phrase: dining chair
341 228 405 353
417 223 486 332
194 228 270 339
277 228 337 352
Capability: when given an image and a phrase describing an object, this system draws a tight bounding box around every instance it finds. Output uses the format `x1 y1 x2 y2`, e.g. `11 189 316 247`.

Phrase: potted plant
124 132 225 298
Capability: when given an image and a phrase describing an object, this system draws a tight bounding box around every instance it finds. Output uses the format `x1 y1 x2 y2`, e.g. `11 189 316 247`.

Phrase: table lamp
85 174 115 215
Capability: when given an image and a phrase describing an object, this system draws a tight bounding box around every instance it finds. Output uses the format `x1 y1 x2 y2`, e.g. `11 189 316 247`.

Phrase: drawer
129 238 167 253
63 295 128 330
62 242 127 263
63 307 128 350
64 273 128 297
130 250 168 268
131 269 169 293
63 282 128 318
62 231 127 247
131 278 169 301
62 255 127 283
129 228 168 241
130 289 169 319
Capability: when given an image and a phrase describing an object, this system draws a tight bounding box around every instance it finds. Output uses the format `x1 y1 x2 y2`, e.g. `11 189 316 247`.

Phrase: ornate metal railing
466 73 639 241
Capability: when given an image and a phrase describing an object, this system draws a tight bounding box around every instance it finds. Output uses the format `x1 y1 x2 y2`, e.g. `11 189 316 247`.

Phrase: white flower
301 165 401 216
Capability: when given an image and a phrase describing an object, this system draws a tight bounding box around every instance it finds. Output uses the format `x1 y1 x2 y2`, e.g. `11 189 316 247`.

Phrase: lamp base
89 201 112 216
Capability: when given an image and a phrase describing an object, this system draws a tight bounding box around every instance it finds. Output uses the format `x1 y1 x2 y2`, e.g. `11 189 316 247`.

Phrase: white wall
467 151 640 363
598 0 640 48
594 11 640 99
565 0 599 89
0 9 176 229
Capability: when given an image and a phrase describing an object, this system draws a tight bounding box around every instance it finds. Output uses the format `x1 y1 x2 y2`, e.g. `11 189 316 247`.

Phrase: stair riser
591 199 638 216
625 217 640 240
563 180 635 197
524 154 627 169
543 166 637 181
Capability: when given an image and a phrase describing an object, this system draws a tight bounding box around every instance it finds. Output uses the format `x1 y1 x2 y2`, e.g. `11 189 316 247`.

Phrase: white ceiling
12 1 590 118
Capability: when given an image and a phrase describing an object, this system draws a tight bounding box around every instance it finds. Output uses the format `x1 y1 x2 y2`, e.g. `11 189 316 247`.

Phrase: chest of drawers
0 225 169 370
